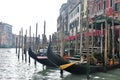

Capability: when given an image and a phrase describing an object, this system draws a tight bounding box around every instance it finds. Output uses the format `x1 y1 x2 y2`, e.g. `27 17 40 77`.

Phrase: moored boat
47 43 120 74
28 47 56 67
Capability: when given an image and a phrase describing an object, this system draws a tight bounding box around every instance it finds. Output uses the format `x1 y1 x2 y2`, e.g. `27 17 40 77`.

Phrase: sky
0 0 67 38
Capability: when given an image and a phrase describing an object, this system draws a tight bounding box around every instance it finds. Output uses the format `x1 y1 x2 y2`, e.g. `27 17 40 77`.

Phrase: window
77 7 79 12
94 3 97 13
98 3 101 10
104 0 106 9
89 6 92 15
118 3 120 11
114 3 117 11
110 0 113 7
81 0 84 11
81 4 84 11
114 3 119 11
115 17 118 20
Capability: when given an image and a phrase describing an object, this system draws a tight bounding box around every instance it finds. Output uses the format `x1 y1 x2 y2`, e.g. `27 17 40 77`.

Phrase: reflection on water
0 48 120 80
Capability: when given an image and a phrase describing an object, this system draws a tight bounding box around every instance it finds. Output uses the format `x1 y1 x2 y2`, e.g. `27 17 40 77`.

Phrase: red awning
64 36 69 41
69 36 75 41
61 28 120 42
83 30 105 37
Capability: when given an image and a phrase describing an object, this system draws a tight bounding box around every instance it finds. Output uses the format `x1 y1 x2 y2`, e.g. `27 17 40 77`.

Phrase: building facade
114 0 120 20
88 0 118 19
0 22 13 47
56 0 120 55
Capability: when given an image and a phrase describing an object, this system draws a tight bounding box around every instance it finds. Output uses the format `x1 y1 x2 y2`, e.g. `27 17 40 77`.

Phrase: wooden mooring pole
118 27 120 63
33 34 35 52
29 26 31 64
21 28 24 61
103 15 108 72
24 30 27 63
86 0 90 79
16 37 18 54
18 31 21 61
32 33 36 67
35 23 38 67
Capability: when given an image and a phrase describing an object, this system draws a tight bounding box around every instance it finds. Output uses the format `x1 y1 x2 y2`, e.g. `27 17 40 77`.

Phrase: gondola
28 47 56 67
47 43 120 74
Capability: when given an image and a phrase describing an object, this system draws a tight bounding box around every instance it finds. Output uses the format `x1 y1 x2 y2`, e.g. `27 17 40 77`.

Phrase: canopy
93 15 120 25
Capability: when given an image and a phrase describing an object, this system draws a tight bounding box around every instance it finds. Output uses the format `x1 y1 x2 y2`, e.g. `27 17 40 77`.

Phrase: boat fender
109 59 113 66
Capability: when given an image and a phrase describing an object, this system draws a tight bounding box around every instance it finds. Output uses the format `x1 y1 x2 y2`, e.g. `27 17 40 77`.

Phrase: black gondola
47 43 120 74
28 47 56 67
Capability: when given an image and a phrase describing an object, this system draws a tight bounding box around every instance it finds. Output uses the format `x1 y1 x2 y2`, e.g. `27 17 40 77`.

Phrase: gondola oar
60 61 78 70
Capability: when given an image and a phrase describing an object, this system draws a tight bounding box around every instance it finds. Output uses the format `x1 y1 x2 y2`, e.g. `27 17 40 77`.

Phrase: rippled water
0 48 120 80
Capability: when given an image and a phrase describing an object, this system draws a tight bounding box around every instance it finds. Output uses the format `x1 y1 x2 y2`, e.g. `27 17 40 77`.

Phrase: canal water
0 48 120 80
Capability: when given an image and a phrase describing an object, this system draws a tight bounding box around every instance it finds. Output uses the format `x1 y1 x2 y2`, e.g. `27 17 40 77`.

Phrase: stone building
56 0 120 55
0 22 13 47
114 0 120 20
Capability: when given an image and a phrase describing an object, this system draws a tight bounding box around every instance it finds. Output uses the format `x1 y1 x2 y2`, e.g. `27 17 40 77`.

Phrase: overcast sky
0 0 67 38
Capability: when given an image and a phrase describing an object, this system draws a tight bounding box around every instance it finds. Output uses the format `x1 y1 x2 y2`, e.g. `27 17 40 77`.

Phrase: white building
0 22 13 47
68 2 81 36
